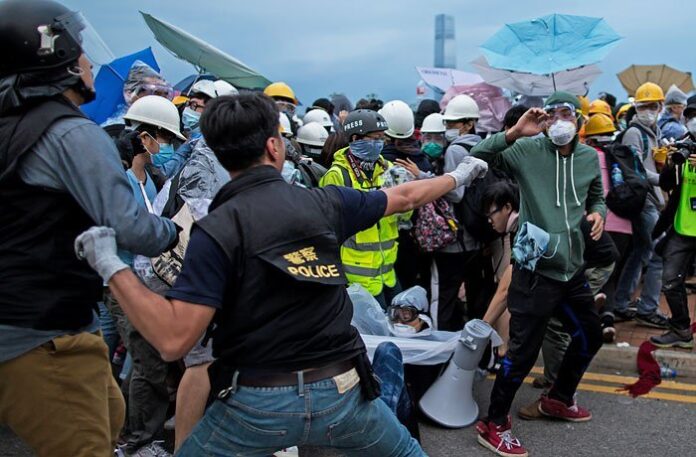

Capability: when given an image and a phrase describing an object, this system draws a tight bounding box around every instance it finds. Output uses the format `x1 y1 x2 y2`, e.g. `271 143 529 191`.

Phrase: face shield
54 11 114 66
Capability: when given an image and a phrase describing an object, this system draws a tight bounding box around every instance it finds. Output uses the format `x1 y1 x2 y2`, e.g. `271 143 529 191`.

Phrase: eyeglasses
187 100 206 112
485 207 503 220
387 305 420 323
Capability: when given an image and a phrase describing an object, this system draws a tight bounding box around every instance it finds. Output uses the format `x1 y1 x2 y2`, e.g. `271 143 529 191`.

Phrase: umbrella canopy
141 11 271 89
471 56 601 96
81 48 160 125
439 83 512 133
416 67 484 92
481 14 621 75
174 73 217 94
618 65 694 96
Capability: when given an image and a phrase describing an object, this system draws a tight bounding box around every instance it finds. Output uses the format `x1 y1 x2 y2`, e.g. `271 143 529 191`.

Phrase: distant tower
434 14 456 68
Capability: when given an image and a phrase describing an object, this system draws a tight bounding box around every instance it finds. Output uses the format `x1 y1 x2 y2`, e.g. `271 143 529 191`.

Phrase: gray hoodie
621 118 664 206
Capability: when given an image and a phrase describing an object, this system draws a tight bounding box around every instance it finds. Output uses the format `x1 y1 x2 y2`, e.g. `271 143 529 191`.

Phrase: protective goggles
387 305 421 323
276 100 297 115
135 83 174 100
543 103 578 122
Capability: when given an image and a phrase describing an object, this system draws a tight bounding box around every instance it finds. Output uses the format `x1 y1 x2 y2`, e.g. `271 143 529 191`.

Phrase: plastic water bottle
611 163 624 187
660 364 677 379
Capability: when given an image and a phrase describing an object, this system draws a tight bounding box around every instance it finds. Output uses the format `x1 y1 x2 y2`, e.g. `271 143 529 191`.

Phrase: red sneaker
538 396 592 422
476 417 528 457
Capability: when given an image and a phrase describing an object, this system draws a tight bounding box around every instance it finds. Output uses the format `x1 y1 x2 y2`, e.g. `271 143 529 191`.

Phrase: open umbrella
471 56 601 97
480 14 621 90
618 65 694 96
416 67 484 93
439 83 512 133
140 12 271 89
81 48 161 125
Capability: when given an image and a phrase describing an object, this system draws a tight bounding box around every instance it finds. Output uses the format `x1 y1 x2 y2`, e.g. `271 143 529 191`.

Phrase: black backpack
454 167 512 244
603 143 652 219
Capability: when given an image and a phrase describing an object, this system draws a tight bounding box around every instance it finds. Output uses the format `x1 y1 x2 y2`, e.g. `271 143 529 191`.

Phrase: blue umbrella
82 48 160 125
481 14 621 76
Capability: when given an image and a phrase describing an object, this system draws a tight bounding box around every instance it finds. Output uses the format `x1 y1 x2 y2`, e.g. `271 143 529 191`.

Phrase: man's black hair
503 105 528 130
482 180 520 212
201 93 279 172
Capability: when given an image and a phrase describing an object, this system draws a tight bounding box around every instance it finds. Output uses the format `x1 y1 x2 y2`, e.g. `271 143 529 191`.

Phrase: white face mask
548 120 577 146
636 110 658 126
445 128 460 143
687 118 696 136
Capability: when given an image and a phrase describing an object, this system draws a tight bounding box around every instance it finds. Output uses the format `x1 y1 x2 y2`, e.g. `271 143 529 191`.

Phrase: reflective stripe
343 263 395 277
342 238 396 251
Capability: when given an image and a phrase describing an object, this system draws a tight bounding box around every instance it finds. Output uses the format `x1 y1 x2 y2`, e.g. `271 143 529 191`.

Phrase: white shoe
274 446 299 457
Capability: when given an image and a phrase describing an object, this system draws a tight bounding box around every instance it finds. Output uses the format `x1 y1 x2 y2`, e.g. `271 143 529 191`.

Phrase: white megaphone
419 319 493 428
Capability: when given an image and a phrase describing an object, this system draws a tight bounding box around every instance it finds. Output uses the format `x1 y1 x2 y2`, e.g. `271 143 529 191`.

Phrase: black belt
236 359 355 387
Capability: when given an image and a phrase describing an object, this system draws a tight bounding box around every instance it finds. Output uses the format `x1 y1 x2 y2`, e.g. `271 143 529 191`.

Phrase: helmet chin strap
65 64 96 105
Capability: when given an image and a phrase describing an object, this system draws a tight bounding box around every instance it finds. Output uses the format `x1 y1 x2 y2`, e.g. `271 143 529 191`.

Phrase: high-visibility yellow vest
319 147 399 295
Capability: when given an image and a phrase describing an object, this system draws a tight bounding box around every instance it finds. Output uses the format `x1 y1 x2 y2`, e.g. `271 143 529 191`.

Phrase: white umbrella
471 56 601 96
416 66 484 93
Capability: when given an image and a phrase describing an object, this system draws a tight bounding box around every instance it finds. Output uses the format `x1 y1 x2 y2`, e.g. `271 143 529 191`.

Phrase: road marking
528 367 696 392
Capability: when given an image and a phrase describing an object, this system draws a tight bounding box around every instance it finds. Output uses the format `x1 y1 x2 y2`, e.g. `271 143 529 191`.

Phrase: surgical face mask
547 120 577 146
391 323 418 335
150 143 174 167
281 160 302 185
687 118 696 136
421 142 444 159
182 107 202 132
349 139 384 162
618 119 627 131
636 110 658 126
445 128 460 143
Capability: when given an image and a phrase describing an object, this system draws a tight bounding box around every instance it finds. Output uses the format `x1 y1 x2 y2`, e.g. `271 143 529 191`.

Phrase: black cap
311 98 334 115
342 109 388 138
0 0 84 77
684 102 696 119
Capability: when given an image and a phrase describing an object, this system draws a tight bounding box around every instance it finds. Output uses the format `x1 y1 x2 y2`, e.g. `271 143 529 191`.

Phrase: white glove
74 227 128 282
446 156 488 187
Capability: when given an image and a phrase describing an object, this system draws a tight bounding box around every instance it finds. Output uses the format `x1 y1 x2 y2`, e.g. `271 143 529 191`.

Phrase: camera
670 139 696 166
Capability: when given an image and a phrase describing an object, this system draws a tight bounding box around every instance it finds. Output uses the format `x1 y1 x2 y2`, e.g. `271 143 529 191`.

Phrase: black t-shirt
167 186 388 310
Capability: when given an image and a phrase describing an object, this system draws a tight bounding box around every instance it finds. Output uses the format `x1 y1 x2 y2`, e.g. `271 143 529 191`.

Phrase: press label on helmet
344 120 364 131
377 121 389 129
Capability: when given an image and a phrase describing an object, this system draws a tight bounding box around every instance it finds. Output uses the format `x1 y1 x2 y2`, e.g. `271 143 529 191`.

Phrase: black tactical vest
197 165 365 371
0 98 102 330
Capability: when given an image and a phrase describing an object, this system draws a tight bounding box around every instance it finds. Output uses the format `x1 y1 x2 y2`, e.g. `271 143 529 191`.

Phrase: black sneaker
650 329 694 349
601 315 616 343
635 312 670 329
614 308 636 323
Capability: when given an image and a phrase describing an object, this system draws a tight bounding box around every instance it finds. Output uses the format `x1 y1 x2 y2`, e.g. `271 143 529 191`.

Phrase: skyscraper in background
434 14 456 68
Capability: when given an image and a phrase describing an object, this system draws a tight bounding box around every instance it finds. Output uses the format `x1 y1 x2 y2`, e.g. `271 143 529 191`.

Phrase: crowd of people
1 1 696 457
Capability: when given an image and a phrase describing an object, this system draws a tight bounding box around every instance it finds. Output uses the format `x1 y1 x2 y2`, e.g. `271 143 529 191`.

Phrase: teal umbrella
481 14 621 76
140 11 271 90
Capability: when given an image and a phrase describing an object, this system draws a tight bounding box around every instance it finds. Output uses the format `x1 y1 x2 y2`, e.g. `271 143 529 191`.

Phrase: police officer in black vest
75 92 488 455
0 2 177 456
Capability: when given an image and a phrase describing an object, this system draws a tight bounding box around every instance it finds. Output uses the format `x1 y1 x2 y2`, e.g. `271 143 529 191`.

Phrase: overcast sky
64 0 693 107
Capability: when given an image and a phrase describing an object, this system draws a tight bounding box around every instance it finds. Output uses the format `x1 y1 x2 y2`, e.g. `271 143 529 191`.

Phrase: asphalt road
2 368 695 457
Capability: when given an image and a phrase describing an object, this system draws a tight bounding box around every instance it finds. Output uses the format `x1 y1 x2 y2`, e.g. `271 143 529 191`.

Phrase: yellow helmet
585 113 616 136
577 95 591 117
172 95 189 107
589 99 614 120
616 103 631 119
264 82 298 104
634 82 665 103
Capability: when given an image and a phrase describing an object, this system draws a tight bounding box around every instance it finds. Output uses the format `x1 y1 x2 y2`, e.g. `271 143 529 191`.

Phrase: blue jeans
177 371 425 456
372 342 413 427
97 301 119 360
614 199 662 315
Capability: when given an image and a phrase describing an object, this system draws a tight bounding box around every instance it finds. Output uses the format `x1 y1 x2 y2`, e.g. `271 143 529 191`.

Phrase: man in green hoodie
471 92 605 457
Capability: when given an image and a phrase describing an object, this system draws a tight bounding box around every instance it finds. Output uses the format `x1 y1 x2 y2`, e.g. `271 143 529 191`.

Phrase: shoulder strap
338 165 352 187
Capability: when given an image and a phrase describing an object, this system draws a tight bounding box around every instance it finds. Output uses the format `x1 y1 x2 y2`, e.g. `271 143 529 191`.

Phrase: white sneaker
132 441 171 457
274 447 299 457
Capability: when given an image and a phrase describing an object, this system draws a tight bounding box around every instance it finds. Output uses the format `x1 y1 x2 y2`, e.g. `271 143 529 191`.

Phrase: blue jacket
658 112 687 141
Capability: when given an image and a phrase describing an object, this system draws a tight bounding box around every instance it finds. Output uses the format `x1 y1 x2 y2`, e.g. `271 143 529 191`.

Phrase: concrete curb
589 344 696 378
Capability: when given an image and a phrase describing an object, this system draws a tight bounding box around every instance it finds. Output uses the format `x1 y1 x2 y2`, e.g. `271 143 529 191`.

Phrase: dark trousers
661 231 696 330
394 230 432 293
488 267 602 424
600 232 633 316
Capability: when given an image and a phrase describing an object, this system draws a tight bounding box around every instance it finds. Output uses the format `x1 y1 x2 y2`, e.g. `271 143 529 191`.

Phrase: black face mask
73 78 96 105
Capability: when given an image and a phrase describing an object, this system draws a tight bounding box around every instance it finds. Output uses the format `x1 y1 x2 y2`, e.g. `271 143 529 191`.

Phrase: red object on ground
620 322 696 397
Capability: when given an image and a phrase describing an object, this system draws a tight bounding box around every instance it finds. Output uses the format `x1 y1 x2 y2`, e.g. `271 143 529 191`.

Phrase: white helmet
124 95 186 140
303 109 333 128
379 100 415 139
213 80 239 96
421 113 446 133
279 112 293 137
190 79 218 99
297 122 329 147
442 94 479 121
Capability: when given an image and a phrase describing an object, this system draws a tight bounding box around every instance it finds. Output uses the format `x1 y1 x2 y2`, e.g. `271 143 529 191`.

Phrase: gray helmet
342 109 388 138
